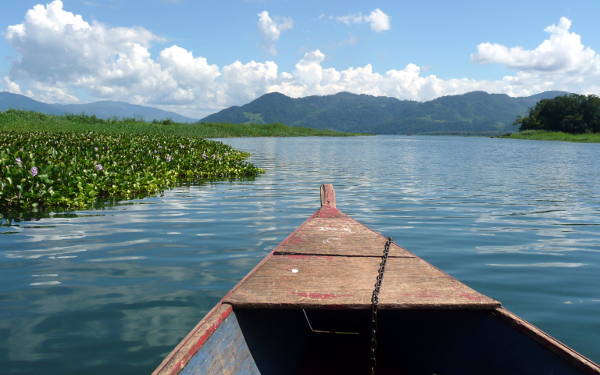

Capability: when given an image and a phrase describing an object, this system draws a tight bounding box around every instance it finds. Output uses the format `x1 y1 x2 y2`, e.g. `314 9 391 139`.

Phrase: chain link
369 237 392 375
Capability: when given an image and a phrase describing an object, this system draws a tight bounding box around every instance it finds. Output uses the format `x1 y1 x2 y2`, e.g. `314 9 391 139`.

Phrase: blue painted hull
155 305 599 375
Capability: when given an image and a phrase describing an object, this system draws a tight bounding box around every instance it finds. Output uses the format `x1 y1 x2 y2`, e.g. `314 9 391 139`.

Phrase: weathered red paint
320 184 336 208
316 207 341 218
286 235 305 244
293 292 352 299
172 306 233 374
154 303 233 375
276 212 320 248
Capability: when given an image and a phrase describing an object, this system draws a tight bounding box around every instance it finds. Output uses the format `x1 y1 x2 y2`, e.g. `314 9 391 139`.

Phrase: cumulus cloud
470 17 600 96
472 17 600 73
334 8 391 32
257 11 293 55
3 5 600 118
3 76 22 94
268 50 498 100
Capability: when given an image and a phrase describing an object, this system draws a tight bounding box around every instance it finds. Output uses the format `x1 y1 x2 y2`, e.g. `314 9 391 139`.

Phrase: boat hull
153 185 599 374
155 304 599 375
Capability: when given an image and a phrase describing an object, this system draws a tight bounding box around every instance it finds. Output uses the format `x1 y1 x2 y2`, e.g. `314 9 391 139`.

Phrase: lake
1 135 599 373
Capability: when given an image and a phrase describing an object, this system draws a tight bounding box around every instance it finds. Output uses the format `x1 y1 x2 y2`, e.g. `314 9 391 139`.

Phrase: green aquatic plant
0 130 263 215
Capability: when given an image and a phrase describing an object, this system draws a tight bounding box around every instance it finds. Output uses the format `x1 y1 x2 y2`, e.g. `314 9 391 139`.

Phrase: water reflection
1 135 599 373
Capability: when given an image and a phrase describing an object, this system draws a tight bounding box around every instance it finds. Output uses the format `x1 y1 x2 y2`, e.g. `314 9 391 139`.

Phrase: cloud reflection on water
1 135 600 372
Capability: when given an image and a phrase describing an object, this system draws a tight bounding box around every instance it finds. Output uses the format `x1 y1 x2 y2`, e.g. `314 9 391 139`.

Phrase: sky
2 1 600 118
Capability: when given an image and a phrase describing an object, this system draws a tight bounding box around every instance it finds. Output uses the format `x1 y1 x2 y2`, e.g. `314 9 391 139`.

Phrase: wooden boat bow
153 184 600 375
224 184 499 310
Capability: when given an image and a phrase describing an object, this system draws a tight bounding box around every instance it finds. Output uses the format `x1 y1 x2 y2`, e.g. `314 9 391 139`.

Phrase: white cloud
3 76 22 94
367 9 391 32
472 17 600 73
334 8 391 32
220 59 279 105
257 11 293 55
31 81 81 103
3 6 600 119
268 51 497 100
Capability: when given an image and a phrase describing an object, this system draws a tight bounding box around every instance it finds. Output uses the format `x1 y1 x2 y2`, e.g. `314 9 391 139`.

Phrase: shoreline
495 130 600 143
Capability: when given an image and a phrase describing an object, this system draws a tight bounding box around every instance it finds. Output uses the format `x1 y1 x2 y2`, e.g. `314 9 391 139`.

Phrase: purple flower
166 155 173 162
15 158 22 166
95 164 103 171
30 166 38 177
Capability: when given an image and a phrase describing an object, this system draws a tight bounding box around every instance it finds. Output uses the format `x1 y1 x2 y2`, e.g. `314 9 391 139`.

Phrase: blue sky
2 0 600 118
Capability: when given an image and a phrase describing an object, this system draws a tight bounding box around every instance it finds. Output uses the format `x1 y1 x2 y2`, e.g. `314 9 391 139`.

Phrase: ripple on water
1 135 600 373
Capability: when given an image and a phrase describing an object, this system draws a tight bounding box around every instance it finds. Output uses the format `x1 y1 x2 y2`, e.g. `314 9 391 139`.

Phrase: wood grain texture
224 255 499 309
379 257 500 309
320 184 336 208
275 215 413 257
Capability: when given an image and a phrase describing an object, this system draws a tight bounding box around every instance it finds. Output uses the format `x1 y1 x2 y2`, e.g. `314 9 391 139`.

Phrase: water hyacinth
0 129 263 215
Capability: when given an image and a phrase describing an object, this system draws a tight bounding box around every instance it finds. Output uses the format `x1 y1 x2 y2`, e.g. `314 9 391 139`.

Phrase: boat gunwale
153 185 600 374
494 307 600 374
151 202 327 375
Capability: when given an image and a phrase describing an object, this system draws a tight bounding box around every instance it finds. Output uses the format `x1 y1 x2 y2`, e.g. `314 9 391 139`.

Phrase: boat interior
231 307 585 375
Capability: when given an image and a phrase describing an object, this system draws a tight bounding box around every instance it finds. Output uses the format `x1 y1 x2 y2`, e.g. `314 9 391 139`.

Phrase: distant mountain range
201 90 570 135
0 92 197 123
2 90 570 134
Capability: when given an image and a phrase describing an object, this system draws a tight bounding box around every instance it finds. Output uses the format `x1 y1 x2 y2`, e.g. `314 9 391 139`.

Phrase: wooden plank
224 255 499 309
493 308 600 374
275 213 414 257
224 255 375 308
379 257 500 309
153 304 236 375
320 184 336 208
179 310 261 375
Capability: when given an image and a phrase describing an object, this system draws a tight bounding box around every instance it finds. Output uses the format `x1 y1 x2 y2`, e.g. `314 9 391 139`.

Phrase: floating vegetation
0 130 263 216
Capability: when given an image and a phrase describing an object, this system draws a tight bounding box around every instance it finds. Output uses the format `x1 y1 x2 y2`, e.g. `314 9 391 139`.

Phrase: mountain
201 90 570 135
0 92 196 123
0 92 64 116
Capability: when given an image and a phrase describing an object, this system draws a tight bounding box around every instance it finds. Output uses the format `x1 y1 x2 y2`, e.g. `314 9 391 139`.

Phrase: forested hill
201 91 569 135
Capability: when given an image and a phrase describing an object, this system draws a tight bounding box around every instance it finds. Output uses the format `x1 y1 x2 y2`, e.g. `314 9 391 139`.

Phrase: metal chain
369 237 392 375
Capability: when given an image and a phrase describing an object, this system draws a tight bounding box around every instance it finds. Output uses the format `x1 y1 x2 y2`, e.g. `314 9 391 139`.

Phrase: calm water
1 135 599 373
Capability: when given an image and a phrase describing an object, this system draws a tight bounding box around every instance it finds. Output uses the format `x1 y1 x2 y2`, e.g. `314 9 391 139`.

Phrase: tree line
516 94 600 133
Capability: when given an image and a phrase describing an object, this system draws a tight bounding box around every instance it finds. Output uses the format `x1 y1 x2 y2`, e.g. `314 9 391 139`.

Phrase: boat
153 184 600 375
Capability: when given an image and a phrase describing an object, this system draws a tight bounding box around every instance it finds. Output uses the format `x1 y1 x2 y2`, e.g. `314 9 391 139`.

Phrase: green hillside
202 91 568 135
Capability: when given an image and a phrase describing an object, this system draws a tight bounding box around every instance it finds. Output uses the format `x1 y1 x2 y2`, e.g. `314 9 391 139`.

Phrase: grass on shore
498 130 600 143
0 110 280 217
0 110 365 138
